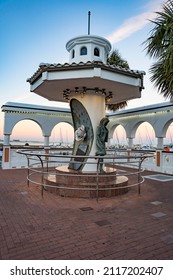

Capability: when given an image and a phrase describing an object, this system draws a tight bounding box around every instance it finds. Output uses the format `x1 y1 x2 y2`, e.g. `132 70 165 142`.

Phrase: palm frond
143 0 173 59
107 49 130 69
149 59 173 99
143 0 173 99
106 101 128 111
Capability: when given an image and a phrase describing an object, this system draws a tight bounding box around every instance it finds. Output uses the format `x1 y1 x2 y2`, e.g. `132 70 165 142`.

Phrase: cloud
106 0 165 44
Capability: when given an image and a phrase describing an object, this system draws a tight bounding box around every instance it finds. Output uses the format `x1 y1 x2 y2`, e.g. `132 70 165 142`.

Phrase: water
6 140 43 146
9 148 72 169
0 140 72 148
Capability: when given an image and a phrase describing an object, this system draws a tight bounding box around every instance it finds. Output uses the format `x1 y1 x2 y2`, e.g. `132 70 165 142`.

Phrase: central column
70 92 106 171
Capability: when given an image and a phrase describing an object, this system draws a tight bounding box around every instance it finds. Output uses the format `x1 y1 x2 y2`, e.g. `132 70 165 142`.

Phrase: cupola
66 35 112 64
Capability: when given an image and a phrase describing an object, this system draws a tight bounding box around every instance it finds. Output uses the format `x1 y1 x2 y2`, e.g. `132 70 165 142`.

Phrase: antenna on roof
88 11 91 35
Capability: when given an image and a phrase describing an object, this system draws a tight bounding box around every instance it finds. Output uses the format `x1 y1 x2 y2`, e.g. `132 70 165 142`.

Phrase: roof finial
88 11 91 35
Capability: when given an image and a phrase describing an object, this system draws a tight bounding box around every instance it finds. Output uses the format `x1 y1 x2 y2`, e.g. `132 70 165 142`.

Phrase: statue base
44 166 129 198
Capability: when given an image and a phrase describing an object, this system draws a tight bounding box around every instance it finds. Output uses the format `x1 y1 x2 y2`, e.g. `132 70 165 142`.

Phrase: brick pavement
0 168 173 260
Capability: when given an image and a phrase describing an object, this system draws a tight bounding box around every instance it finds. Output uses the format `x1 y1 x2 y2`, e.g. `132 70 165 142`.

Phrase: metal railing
17 149 153 201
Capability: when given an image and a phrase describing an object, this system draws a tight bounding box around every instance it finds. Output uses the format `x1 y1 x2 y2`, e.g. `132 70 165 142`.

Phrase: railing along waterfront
17 149 153 201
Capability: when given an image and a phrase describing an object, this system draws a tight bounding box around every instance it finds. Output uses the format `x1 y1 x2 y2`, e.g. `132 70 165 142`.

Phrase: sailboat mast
60 127 63 144
145 125 153 147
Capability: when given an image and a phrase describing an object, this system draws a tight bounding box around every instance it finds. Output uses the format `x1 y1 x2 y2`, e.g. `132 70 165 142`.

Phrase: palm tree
106 49 130 111
144 0 173 99
107 49 130 69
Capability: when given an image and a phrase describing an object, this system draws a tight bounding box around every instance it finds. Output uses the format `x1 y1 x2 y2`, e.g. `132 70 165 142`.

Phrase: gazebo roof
27 60 145 104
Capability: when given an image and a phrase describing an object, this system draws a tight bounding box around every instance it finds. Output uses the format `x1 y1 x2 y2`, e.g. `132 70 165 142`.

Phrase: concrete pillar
157 137 163 150
4 135 10 145
44 135 49 148
127 137 134 162
2 134 11 169
127 137 133 149
44 135 50 161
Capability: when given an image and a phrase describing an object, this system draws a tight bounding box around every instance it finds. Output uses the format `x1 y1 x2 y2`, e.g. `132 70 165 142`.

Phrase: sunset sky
0 0 170 144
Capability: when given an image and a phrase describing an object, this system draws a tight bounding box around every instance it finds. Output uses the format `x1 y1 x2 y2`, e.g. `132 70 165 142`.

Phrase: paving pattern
0 168 173 260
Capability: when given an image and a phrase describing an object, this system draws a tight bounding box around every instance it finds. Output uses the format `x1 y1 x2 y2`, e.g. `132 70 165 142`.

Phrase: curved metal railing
17 149 154 201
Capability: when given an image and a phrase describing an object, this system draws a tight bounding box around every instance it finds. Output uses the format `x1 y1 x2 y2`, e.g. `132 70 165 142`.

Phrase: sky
0 0 169 143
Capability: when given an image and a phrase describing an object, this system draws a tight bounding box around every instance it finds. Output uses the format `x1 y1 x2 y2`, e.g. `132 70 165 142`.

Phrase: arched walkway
108 101 173 150
1 102 72 168
2 100 173 171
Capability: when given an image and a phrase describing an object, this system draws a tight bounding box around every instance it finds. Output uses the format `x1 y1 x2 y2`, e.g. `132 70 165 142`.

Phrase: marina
1 100 173 174
1 147 172 174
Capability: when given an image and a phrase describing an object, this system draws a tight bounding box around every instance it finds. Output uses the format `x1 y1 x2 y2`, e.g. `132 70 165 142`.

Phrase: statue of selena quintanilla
95 117 109 172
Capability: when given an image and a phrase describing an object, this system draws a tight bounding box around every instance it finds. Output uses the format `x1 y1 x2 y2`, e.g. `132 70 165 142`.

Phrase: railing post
96 158 100 202
44 146 50 172
138 160 142 195
37 155 44 198
26 156 30 188
138 157 145 195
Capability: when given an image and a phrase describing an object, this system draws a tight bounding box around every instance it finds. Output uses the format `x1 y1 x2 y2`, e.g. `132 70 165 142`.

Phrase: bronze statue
96 117 109 172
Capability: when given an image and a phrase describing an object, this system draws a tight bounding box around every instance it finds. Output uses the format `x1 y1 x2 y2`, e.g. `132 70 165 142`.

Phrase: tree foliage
106 49 129 111
107 49 130 69
144 0 173 99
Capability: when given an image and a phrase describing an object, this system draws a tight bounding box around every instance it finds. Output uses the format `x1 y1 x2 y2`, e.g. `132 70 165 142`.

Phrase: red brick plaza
0 168 173 260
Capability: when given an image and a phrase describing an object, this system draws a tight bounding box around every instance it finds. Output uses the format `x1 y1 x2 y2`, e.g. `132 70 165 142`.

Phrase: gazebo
27 34 145 172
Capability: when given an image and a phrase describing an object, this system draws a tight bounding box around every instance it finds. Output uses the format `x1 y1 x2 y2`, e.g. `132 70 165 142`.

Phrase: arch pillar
157 137 163 150
43 135 50 160
2 134 11 169
127 137 134 162
44 135 50 147
127 137 134 149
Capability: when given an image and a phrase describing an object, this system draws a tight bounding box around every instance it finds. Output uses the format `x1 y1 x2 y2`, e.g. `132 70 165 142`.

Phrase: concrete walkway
0 168 173 260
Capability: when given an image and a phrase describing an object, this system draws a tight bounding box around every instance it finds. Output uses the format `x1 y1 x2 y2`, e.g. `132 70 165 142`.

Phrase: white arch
2 100 173 170
126 120 156 139
2 102 73 137
5 115 44 136
50 121 74 144
50 121 74 137
109 123 126 138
